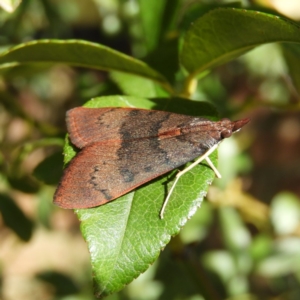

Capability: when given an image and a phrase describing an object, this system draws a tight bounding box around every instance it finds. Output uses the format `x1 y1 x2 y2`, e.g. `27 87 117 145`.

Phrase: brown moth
54 107 249 218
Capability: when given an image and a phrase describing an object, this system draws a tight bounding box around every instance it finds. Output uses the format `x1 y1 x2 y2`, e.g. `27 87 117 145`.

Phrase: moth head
219 118 250 139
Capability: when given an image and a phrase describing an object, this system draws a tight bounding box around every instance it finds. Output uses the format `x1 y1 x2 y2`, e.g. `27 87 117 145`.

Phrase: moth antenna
160 143 220 219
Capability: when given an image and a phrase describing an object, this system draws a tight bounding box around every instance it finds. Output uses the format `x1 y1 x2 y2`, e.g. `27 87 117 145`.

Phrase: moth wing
54 131 216 209
54 143 120 209
66 107 201 148
66 107 131 148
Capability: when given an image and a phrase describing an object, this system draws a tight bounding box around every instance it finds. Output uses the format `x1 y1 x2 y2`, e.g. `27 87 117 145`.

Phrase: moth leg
160 143 220 219
205 157 221 179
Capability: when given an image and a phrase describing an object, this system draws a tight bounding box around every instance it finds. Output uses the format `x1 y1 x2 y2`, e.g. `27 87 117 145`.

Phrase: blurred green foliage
1 0 300 299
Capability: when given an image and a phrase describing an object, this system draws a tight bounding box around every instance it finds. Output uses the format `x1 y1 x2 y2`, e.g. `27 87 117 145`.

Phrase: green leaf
137 0 181 53
282 44 300 96
110 71 167 98
33 151 64 185
36 271 79 296
144 38 179 83
179 2 241 31
155 248 203 298
138 0 167 52
61 95 219 297
0 39 171 91
180 8 300 78
8 175 40 193
219 206 251 252
0 193 33 241
160 0 181 33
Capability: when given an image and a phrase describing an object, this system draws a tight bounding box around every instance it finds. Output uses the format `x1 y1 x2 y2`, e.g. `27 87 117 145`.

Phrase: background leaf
36 271 79 297
137 0 166 53
180 8 300 77
0 39 171 91
0 193 33 241
282 44 300 96
33 151 64 185
144 38 180 83
110 71 167 98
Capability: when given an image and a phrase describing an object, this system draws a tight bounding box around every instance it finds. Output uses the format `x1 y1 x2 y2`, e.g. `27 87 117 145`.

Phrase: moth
54 107 249 218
